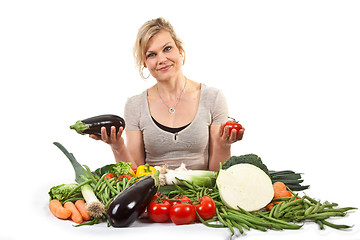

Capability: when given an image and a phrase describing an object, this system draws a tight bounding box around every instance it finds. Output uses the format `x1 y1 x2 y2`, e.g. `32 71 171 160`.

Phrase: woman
91 17 244 171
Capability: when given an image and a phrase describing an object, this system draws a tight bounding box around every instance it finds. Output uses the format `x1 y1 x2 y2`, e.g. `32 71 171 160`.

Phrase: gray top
124 84 229 170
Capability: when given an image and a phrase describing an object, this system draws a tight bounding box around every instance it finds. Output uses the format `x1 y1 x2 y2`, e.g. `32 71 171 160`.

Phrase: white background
1 1 359 239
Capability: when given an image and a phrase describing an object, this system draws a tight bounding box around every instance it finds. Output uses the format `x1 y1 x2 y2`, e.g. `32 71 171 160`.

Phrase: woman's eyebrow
146 42 172 54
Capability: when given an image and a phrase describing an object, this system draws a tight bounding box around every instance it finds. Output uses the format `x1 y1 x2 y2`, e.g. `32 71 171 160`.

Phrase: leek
156 163 216 187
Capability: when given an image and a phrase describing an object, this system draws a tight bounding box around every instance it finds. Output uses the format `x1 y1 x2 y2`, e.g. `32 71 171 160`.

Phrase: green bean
237 206 253 217
116 181 122 192
316 220 325 230
172 183 187 194
280 198 304 211
104 185 109 198
304 205 314 216
74 217 100 227
273 202 284 218
217 208 235 236
312 201 321 214
320 207 357 213
104 177 120 195
98 182 107 193
221 208 236 235
175 178 194 189
260 215 302 229
95 175 106 190
272 197 292 202
304 195 318 204
224 211 270 228
321 220 352 229
230 219 244 234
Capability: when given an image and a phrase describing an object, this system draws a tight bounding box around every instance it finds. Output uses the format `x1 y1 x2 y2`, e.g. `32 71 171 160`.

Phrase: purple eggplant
70 114 125 136
107 172 159 227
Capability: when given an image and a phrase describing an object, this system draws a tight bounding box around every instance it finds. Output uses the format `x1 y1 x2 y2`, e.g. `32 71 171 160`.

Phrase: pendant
169 108 175 114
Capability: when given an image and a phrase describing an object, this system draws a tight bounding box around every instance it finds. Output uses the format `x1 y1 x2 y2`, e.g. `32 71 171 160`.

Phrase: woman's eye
146 53 155 58
164 46 172 52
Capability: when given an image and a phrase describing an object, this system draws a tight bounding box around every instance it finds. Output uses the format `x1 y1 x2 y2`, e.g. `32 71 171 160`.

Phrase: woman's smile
158 65 171 72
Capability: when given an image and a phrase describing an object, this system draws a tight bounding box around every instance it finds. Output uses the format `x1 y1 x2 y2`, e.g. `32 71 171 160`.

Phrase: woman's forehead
146 30 174 52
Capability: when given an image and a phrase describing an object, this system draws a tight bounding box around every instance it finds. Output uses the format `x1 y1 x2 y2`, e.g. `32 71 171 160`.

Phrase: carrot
273 181 287 192
274 189 293 199
75 200 91 221
64 201 83 224
265 202 275 211
266 182 294 211
49 199 72 220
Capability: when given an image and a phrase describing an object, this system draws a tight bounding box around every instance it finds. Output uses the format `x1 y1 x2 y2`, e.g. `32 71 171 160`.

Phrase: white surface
1 1 359 239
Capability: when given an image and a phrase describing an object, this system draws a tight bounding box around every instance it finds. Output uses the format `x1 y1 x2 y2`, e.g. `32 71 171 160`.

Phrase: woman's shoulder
125 90 147 107
200 83 224 99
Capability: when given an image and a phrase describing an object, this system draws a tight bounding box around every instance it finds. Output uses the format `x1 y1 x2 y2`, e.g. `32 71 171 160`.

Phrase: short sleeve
124 95 142 131
211 89 229 124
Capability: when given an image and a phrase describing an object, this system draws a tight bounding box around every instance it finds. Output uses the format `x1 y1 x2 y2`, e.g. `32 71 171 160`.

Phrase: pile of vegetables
49 141 356 236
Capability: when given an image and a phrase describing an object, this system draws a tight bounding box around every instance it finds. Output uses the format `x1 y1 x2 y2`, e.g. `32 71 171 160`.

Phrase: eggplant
70 114 125 136
107 172 159 227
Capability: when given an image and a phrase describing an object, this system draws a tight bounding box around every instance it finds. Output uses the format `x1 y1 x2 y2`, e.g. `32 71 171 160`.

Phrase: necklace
157 78 188 114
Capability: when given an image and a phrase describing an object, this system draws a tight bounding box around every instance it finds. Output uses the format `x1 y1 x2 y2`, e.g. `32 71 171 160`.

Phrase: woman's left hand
218 123 245 145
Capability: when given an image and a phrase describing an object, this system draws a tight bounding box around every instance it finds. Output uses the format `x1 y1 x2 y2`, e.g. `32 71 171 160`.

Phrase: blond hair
133 17 185 78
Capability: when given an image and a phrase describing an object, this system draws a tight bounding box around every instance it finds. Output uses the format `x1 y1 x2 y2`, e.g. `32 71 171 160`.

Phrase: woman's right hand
89 126 125 151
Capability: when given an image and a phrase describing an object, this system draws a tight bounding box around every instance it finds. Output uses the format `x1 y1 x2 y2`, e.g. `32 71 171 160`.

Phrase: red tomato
171 196 191 206
104 173 115 179
147 200 171 223
118 174 132 181
169 203 196 225
193 196 216 221
225 120 242 136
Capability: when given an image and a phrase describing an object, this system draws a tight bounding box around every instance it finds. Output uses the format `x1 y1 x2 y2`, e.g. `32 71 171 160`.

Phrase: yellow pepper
136 164 156 177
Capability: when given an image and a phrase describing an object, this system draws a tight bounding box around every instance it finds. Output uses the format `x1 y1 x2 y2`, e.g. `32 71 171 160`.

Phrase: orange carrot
64 201 83 224
265 202 275 211
273 181 287 192
274 189 293 199
49 199 72 220
266 182 294 211
75 200 91 221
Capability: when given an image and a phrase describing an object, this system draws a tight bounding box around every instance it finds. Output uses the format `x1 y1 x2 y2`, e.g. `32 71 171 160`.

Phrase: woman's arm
208 123 245 171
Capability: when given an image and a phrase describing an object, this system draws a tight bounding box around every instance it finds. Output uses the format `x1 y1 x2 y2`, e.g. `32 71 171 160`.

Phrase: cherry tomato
169 203 196 225
171 196 191 206
147 199 171 223
193 196 216 221
225 119 242 136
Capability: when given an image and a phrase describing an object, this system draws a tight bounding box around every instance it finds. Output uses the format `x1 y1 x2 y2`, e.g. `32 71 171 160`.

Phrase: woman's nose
157 53 167 63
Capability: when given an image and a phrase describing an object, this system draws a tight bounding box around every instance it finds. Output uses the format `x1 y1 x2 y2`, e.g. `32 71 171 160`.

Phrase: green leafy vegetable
93 161 135 178
109 161 135 177
222 154 270 176
48 183 82 203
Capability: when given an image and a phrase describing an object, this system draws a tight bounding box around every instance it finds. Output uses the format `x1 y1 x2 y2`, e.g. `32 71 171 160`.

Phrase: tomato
169 203 196 225
171 196 191 206
104 173 115 179
225 119 242 136
193 196 216 221
147 199 171 223
118 174 132 181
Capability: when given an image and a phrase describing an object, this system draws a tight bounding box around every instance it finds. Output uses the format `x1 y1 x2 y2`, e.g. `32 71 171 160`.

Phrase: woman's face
144 30 182 81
